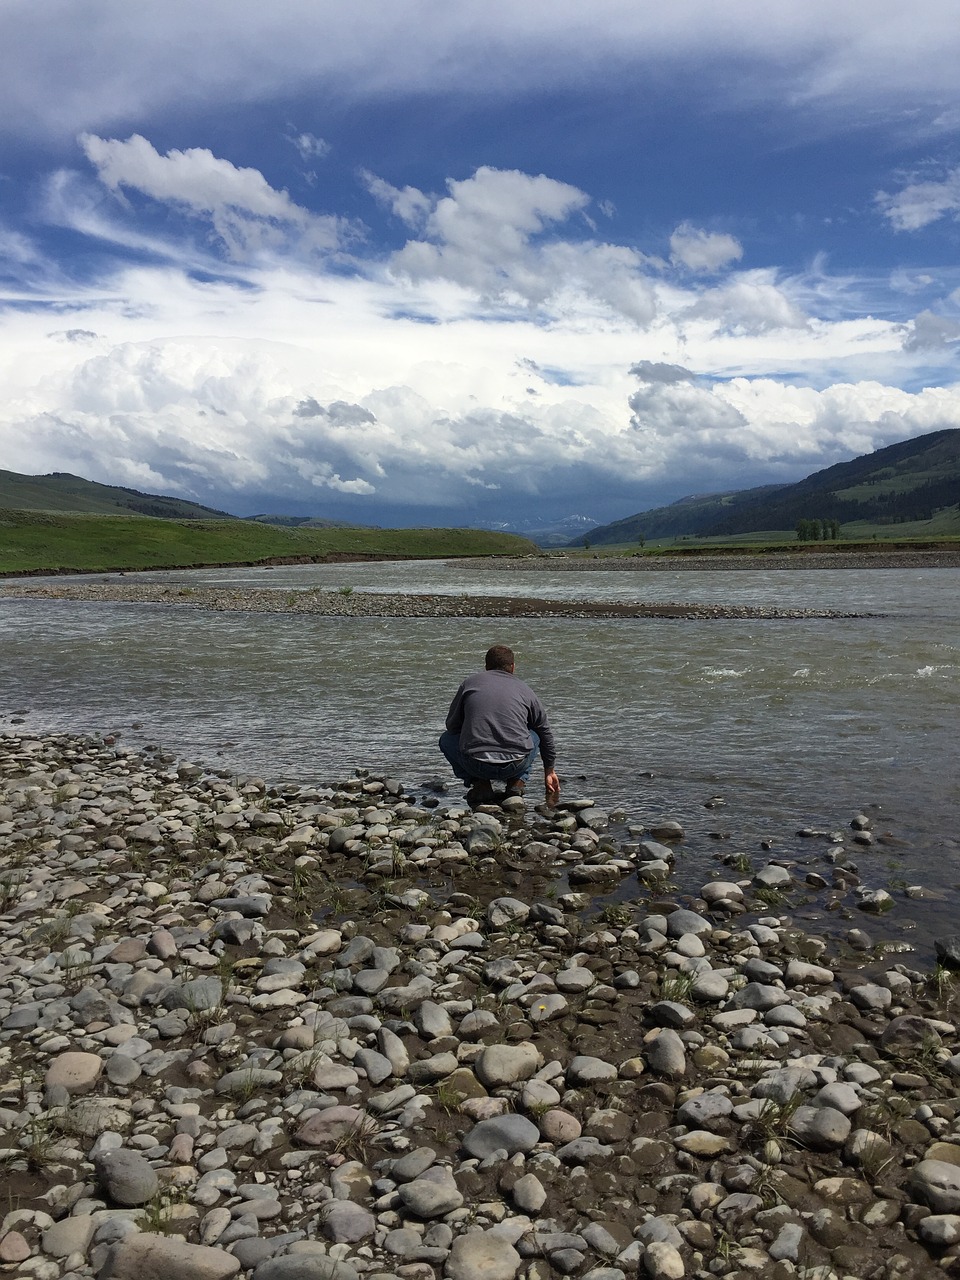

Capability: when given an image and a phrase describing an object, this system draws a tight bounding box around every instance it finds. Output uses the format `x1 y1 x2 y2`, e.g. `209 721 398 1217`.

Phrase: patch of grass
0 509 538 574
11 1114 73 1174
332 1113 375 1163
313 877 354 918
29 906 83 948
745 1094 804 1147
139 1185 190 1234
748 1162 786 1208
598 903 632 927
858 1093 912 1141
659 970 695 1002
57 947 94 991
855 1132 895 1183
896 1033 949 1082
929 964 956 1002
752 885 788 908
432 1079 465 1115
0 870 26 913
225 1070 263 1106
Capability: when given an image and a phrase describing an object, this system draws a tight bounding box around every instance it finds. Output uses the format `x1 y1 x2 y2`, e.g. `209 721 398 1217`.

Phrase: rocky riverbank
3 733 960 1279
0 583 867 621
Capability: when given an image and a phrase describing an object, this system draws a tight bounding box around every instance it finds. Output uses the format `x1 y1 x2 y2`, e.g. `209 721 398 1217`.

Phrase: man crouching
439 644 561 806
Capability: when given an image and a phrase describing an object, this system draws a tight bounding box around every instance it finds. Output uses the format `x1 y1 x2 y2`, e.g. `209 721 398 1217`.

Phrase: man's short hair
485 644 515 671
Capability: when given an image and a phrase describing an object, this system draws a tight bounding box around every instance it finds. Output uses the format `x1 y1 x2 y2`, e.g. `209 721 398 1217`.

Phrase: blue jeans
439 731 540 785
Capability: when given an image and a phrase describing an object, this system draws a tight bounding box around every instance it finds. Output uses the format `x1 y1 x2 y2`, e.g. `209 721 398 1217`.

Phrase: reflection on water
2 564 959 956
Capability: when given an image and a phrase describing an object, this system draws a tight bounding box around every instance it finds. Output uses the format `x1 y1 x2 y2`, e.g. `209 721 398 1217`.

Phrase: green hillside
0 511 537 575
0 469 235 520
244 514 356 529
573 429 960 546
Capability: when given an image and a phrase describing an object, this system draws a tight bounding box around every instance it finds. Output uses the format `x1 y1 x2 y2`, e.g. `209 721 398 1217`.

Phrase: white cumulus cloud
361 170 433 229
382 166 657 324
80 133 349 259
683 269 810 333
670 222 743 273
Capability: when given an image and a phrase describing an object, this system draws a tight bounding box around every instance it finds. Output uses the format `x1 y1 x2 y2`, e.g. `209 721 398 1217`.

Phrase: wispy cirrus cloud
877 165 960 231
5 2 960 143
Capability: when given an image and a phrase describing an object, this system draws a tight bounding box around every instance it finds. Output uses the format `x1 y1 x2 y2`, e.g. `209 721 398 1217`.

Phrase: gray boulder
94 1149 159 1207
461 1114 540 1159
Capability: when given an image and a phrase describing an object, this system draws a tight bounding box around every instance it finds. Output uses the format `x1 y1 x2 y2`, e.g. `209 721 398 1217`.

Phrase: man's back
446 667 555 765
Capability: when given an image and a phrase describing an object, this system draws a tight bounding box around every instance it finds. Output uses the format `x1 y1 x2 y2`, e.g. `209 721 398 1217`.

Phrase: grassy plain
581 510 960 555
0 510 536 575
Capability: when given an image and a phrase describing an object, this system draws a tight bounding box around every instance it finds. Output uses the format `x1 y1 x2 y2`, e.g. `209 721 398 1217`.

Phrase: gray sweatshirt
445 669 557 769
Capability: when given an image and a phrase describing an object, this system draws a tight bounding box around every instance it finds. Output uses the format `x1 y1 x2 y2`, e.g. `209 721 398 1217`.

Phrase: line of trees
796 518 841 542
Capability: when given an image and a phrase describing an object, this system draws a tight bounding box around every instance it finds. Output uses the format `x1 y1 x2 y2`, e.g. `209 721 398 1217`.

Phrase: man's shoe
503 779 526 798
466 780 496 806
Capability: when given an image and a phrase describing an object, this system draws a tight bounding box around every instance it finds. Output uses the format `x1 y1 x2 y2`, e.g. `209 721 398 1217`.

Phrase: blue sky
2 2 960 528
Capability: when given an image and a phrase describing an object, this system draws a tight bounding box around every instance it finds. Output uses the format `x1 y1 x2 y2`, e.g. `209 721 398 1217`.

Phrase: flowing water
3 561 959 955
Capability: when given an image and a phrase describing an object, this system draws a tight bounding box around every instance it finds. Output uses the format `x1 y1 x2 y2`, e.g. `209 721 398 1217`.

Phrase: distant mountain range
569 428 960 545
0 470 234 520
483 513 599 547
7 429 958 550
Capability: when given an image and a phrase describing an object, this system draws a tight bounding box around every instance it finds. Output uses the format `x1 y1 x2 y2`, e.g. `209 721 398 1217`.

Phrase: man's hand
544 769 561 801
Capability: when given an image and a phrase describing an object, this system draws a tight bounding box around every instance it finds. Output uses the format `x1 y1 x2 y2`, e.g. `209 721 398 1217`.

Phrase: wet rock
252 1255 359 1280
881 1015 941 1053
665 909 712 938
918 1215 960 1246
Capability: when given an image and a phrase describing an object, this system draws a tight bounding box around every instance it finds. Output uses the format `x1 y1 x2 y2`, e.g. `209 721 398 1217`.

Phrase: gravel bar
0 583 870 621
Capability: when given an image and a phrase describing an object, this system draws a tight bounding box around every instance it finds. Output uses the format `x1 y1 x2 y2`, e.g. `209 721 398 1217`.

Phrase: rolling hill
0 511 537 574
0 469 537 572
571 428 960 545
0 469 236 520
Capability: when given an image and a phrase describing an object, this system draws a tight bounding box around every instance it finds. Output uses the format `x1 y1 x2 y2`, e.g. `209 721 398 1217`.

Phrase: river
2 560 958 953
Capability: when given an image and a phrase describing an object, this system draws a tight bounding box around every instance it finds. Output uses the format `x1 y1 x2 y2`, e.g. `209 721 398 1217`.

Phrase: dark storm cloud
629 361 697 385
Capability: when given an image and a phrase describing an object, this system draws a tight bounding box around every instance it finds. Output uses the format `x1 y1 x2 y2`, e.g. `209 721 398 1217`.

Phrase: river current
2 561 958 952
